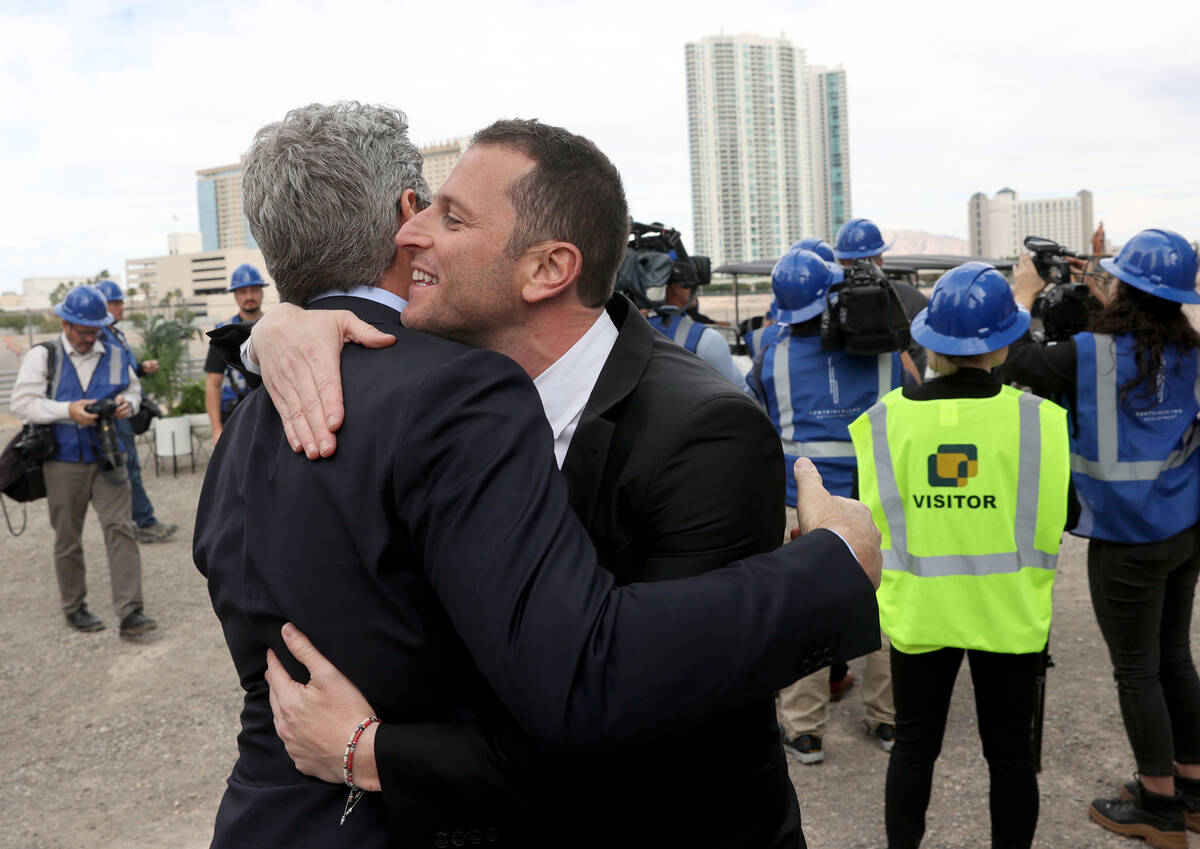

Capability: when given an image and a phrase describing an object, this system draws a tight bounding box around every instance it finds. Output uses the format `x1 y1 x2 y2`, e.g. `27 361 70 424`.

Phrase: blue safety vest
647 309 706 354
745 323 783 360
1071 332 1200 543
752 330 901 504
215 315 250 409
49 338 134 465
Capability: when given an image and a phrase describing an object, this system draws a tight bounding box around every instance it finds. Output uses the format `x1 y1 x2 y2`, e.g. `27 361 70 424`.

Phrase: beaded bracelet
340 716 379 826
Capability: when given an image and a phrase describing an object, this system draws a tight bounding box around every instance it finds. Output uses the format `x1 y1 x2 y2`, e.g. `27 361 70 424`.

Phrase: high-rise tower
686 34 851 268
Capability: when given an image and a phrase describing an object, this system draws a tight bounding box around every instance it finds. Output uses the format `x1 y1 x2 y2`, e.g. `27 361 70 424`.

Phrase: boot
1093 779 1186 849
1122 774 1200 834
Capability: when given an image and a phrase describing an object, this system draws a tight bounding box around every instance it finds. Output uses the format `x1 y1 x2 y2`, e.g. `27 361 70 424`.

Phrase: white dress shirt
11 333 141 425
532 310 620 469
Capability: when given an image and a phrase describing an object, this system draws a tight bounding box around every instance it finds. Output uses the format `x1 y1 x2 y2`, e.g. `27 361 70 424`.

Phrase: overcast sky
1 0 1196 290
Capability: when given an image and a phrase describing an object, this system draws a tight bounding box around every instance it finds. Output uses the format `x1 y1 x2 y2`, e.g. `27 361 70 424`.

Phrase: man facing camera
10 285 156 635
199 104 881 849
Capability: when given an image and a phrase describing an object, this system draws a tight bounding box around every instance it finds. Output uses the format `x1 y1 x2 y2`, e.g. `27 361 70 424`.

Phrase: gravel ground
0 415 1192 849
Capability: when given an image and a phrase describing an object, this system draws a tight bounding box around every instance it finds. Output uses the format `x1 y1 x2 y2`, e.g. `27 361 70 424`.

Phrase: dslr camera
1025 235 1101 342
84 398 125 473
614 221 711 311
820 259 912 355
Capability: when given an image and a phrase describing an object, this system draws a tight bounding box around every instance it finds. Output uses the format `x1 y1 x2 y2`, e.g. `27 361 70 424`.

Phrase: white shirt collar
308 285 408 314
533 310 619 468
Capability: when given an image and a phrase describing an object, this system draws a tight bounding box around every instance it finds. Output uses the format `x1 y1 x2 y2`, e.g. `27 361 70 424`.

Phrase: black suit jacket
371 297 882 848
197 296 880 849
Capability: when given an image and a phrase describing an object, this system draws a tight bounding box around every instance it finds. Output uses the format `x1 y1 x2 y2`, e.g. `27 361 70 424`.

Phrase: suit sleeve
206 321 262 389
394 350 879 753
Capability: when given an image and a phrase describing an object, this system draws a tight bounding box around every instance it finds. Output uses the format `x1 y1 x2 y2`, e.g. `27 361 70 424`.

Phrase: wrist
352 722 381 792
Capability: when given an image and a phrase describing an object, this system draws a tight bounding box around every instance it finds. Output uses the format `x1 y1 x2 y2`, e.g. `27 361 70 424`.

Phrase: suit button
468 830 481 844
452 832 466 847
485 828 499 842
435 834 449 849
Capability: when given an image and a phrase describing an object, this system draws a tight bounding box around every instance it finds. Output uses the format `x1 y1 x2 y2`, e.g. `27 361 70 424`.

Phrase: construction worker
850 262 1070 849
94 279 178 544
205 264 265 443
1005 229 1200 848
834 218 929 376
748 248 904 764
745 237 836 360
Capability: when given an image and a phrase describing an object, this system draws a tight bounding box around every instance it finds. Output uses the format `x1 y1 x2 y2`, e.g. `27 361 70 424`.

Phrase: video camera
84 398 125 473
1025 235 1101 342
614 221 711 311
820 258 912 355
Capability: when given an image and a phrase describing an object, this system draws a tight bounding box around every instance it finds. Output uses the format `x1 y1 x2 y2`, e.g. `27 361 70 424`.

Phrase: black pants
1088 523 1200 776
885 647 1041 849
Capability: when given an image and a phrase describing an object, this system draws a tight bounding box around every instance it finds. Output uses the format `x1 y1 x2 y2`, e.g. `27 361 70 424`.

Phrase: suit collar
308 294 404 327
559 295 655 526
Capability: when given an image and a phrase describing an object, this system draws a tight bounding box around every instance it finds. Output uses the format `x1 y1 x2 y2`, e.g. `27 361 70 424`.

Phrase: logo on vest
928 444 978 488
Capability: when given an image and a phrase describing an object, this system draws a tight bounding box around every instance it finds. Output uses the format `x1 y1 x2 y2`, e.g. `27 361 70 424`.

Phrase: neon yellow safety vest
848 385 1070 654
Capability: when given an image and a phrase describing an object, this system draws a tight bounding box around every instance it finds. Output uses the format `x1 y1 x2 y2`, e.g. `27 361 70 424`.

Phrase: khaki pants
777 507 894 739
43 459 143 619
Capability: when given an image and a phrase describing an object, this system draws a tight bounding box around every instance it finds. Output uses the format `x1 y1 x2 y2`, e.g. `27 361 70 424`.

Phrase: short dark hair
242 102 431 305
471 119 629 308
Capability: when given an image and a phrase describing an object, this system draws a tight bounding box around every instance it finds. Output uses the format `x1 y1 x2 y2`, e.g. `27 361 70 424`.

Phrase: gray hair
241 102 431 304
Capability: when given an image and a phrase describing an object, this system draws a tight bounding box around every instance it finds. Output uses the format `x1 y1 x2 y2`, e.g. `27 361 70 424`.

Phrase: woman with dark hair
1005 228 1200 849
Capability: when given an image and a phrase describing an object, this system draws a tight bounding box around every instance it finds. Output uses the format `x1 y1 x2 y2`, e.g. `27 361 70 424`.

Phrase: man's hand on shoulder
249 304 396 460
792 457 882 588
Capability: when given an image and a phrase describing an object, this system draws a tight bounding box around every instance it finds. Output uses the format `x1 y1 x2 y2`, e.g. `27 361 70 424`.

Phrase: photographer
205 264 265 444
96 279 178 544
834 217 930 376
10 286 156 636
616 222 747 390
1004 229 1200 847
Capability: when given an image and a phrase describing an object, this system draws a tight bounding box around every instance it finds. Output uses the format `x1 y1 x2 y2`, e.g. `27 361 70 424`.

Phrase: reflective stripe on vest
649 310 705 354
1071 333 1200 482
770 343 894 444
866 390 1055 577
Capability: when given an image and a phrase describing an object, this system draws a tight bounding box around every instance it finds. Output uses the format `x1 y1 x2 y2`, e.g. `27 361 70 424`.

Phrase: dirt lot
0 414 1190 849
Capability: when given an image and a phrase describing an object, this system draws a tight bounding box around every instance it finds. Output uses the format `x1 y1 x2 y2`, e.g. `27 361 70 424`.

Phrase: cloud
0 0 1197 289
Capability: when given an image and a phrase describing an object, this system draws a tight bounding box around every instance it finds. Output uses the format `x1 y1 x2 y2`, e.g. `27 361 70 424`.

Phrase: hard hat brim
833 241 892 260
52 303 115 327
776 299 826 325
910 306 1031 356
1099 258 1200 305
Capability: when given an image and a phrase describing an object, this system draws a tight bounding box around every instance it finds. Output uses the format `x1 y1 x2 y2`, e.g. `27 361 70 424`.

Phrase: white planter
186 413 212 440
154 416 192 457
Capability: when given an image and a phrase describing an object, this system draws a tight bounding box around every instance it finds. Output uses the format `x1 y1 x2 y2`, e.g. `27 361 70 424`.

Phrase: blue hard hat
229 263 266 291
1099 228 1200 305
794 237 836 264
834 218 892 260
767 298 779 320
94 279 124 302
911 262 1030 355
772 249 845 324
53 285 115 327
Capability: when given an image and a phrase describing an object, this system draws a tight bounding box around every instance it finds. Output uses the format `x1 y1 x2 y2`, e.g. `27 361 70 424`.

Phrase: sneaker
782 733 825 765
830 671 856 703
868 722 895 753
1123 777 1200 834
118 609 158 636
1092 780 1186 849
135 522 179 544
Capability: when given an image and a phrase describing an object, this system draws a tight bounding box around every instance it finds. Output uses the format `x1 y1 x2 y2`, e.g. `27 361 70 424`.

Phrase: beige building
197 160 257 252
15 274 119 312
125 245 279 323
420 137 471 194
969 189 1094 258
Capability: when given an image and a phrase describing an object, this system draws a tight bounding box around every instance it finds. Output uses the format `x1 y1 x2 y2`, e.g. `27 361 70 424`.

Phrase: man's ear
398 188 421 224
521 242 583 304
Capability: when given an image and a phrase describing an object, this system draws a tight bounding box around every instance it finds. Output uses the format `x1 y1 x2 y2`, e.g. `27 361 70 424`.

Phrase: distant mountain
882 230 969 256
